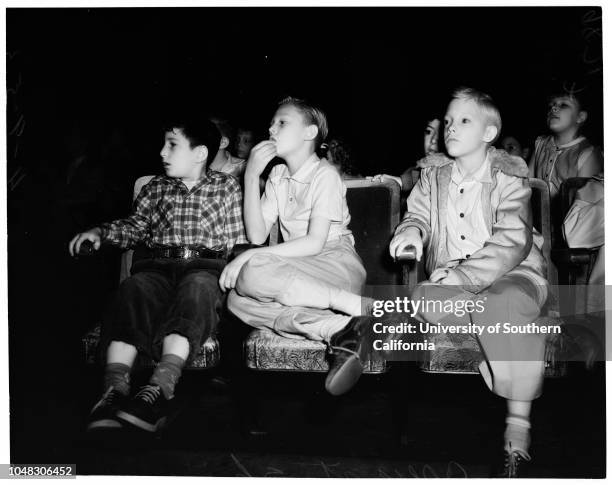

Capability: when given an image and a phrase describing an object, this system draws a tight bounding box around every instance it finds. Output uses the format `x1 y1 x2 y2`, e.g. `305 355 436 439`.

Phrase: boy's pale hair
451 87 502 144
278 96 329 149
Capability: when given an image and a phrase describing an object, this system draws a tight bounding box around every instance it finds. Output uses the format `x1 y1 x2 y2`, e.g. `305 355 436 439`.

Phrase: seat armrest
394 246 417 262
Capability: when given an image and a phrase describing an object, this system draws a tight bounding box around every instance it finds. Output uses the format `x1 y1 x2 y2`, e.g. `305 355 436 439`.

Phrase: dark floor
9 359 606 478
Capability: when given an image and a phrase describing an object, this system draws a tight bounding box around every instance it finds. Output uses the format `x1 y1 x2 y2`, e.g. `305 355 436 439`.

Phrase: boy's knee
119 273 153 296
182 271 218 293
236 253 287 295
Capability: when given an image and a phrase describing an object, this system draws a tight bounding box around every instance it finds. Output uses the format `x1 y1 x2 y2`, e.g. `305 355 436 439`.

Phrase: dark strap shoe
325 316 374 396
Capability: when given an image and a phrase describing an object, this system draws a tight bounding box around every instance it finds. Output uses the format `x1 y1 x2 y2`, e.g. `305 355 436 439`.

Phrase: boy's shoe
497 443 531 478
116 384 171 433
87 386 127 431
325 316 374 396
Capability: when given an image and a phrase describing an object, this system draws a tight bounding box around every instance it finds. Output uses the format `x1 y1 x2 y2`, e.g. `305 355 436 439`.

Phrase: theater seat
398 178 566 378
81 175 219 369
242 178 401 374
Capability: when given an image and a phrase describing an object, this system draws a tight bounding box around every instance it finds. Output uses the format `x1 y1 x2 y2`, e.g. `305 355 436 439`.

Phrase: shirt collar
281 153 321 184
451 154 492 185
556 136 585 149
167 171 212 191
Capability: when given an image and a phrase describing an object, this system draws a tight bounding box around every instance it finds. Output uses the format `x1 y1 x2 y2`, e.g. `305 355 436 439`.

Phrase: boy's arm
452 175 533 291
243 141 278 244
99 183 153 248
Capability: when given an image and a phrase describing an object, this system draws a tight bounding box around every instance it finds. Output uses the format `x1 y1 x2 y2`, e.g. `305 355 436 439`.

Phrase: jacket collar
418 147 529 179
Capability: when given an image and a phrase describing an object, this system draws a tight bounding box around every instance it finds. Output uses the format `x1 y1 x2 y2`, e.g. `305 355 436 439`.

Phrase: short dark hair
278 96 329 149
162 114 221 162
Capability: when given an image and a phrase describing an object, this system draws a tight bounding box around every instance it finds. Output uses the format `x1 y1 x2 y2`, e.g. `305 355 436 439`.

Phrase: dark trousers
100 257 225 365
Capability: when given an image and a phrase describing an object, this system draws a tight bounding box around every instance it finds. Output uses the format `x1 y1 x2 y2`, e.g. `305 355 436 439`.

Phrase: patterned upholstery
245 329 386 373
418 316 567 378
244 179 401 372
82 325 220 368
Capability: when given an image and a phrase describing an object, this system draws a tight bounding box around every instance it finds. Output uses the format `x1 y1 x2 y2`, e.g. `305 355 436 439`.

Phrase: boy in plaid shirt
69 115 246 433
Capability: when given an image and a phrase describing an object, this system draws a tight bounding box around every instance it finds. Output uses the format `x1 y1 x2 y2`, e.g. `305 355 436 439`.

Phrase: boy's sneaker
87 386 127 431
325 316 374 396
116 384 171 433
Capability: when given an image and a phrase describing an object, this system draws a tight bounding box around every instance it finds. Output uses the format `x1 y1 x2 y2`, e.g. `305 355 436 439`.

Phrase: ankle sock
150 354 185 400
104 363 131 396
504 415 531 459
329 288 363 316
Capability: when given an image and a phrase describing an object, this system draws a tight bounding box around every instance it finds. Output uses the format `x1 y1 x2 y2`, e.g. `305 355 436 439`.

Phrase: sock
104 363 131 396
149 354 185 400
329 288 366 316
504 415 531 459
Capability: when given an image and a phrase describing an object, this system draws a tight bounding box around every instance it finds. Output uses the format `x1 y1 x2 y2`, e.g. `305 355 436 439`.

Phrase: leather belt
149 247 226 260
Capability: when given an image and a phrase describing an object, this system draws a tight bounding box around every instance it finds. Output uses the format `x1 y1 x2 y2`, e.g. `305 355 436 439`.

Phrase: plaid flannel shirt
100 173 247 252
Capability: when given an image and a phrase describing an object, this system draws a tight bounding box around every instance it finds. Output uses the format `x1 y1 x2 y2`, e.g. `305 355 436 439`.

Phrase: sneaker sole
87 419 123 431
325 355 363 396
116 410 166 433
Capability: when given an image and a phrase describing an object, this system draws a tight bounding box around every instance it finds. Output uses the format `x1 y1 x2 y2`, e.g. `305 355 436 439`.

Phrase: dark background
5 6 605 477
7 6 604 178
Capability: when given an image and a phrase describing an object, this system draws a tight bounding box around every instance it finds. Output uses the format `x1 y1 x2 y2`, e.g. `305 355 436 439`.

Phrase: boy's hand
430 268 463 286
244 140 278 178
438 269 464 286
368 174 402 188
389 227 423 261
218 250 254 292
69 228 102 257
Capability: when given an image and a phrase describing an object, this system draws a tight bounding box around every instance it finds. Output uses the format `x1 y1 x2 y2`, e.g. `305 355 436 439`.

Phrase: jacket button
459 188 464 194
460 235 465 240
460 213 464 218
466 254 471 258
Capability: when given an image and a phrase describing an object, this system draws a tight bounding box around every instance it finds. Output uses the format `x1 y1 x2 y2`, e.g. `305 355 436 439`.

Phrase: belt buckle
182 248 196 259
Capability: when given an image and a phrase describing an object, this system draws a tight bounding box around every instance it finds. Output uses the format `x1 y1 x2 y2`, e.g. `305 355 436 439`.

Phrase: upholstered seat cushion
82 326 220 368
244 329 387 373
418 316 567 378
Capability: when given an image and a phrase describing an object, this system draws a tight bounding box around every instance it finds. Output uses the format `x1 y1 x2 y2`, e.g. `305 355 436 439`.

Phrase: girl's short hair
278 96 329 149
451 87 502 144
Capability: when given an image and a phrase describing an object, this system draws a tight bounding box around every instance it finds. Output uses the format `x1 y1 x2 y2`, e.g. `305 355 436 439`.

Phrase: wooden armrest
395 245 417 262
552 247 600 265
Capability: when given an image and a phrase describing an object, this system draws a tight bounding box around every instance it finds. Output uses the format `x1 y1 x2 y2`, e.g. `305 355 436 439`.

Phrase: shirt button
460 235 465 240
460 213 464 218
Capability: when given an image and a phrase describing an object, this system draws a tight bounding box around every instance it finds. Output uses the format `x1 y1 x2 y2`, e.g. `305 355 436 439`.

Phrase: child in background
370 117 441 191
69 115 246 433
499 131 531 161
390 88 548 477
233 125 256 161
325 137 362 179
222 97 372 396
209 116 247 180
528 89 603 204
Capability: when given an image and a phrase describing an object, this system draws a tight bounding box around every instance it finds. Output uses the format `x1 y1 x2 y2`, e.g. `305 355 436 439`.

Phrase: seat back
344 179 401 285
528 178 556 289
119 175 155 281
